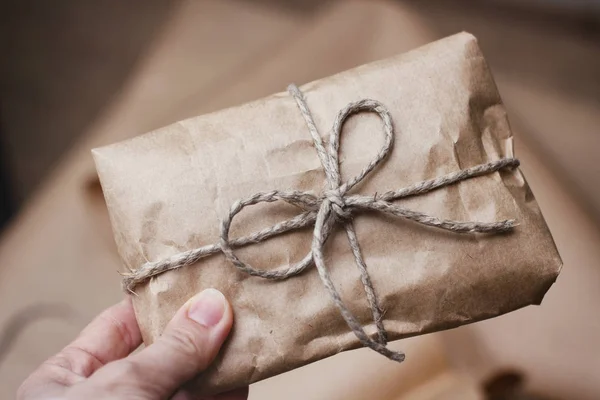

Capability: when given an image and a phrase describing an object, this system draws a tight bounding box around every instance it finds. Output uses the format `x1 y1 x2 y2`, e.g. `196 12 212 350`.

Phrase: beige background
0 1 599 399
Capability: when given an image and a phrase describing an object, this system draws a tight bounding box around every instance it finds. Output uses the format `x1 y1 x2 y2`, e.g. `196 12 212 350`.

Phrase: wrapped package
93 33 561 394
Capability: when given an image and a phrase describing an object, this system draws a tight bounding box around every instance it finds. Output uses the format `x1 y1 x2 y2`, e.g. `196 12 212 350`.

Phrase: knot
323 188 351 220
125 83 521 366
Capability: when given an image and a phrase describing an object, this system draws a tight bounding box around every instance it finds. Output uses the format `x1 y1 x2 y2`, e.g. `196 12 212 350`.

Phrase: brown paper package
93 33 561 395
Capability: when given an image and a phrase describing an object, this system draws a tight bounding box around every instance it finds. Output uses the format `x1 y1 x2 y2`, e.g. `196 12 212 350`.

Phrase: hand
17 289 248 400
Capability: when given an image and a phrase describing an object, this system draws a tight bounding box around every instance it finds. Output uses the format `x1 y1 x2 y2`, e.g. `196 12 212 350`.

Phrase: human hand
17 289 248 400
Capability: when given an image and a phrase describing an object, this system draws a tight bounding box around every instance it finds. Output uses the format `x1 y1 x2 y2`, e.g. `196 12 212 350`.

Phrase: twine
123 84 519 362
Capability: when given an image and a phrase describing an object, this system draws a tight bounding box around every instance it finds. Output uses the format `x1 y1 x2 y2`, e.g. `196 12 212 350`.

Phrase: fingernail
187 289 226 327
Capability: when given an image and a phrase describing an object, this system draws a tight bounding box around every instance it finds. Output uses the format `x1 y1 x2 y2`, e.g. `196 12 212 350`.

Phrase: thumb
91 289 233 398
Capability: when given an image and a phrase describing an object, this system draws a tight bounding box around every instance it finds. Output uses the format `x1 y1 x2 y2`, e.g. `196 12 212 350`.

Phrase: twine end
506 219 519 228
498 219 519 232
392 351 406 363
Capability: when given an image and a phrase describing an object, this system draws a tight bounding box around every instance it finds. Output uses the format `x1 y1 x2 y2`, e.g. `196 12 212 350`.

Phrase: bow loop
329 98 394 192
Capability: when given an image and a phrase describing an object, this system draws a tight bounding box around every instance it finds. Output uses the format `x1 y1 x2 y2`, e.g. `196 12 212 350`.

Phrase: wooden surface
0 0 598 398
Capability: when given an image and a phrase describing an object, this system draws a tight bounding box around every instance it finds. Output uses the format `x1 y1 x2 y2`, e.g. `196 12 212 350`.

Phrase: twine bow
124 84 520 362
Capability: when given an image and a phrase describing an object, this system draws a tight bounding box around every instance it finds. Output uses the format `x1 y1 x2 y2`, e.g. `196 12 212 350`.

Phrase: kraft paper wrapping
92 33 561 395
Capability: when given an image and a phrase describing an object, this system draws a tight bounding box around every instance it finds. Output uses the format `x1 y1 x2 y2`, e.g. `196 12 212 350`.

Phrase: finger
18 298 142 396
70 297 142 365
57 297 142 376
93 288 233 398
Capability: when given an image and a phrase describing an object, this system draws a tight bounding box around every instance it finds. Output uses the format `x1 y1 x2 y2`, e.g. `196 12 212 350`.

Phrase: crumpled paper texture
93 33 561 395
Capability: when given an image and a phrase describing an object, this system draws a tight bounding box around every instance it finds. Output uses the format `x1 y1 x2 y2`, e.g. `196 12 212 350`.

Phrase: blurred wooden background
0 1 598 399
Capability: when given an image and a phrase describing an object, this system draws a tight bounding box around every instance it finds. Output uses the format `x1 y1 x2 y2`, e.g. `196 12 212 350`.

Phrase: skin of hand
17 289 248 400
